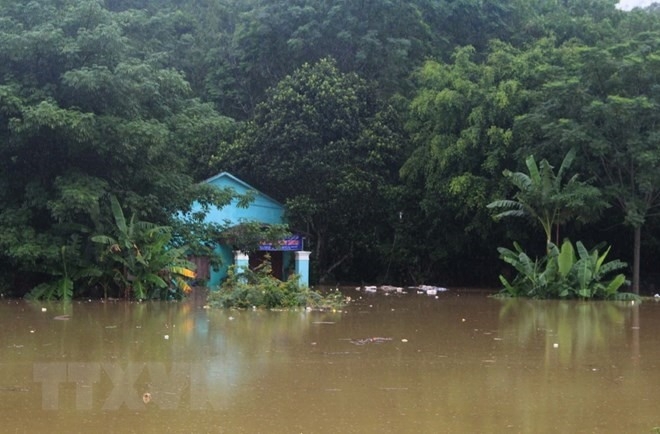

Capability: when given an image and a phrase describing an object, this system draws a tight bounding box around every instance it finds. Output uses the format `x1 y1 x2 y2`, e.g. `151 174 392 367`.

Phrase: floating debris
142 392 152 404
358 285 406 293
379 285 403 293
349 337 393 345
0 386 29 393
410 285 448 295
324 351 356 355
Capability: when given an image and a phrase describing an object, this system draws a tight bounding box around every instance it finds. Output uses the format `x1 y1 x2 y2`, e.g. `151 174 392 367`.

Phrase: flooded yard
1 289 659 433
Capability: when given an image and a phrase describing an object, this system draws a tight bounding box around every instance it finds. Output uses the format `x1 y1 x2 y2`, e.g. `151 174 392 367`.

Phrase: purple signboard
259 234 303 251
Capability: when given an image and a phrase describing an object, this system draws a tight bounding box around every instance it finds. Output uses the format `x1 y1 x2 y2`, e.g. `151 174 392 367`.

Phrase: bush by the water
497 239 637 300
207 261 345 309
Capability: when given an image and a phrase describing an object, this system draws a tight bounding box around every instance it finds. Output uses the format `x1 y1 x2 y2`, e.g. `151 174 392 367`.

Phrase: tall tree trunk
633 226 641 295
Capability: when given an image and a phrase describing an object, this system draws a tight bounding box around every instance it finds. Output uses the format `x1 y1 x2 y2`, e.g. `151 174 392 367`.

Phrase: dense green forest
2 0 660 298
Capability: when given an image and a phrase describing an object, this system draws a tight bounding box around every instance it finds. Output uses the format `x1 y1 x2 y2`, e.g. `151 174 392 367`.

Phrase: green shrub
498 239 636 300
207 261 345 310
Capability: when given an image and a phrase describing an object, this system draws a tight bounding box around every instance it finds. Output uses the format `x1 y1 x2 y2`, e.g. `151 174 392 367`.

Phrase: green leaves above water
497 239 633 300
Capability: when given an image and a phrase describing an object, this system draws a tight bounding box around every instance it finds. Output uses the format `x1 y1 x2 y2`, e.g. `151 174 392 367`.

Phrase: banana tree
555 240 628 299
92 196 195 300
28 243 102 301
497 241 560 298
497 239 631 300
488 149 605 247
28 235 103 301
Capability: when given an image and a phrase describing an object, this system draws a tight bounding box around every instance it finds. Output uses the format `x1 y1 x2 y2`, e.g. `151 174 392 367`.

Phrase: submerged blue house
188 172 310 288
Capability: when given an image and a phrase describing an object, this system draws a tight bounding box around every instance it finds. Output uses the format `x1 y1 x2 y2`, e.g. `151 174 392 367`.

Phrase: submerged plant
28 238 102 301
497 239 633 300
208 258 345 309
497 241 557 298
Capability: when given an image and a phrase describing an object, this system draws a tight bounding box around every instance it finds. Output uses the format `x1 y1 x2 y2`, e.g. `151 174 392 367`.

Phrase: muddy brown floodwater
0 289 659 433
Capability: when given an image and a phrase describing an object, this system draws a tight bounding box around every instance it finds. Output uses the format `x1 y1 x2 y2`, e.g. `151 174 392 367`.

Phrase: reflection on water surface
0 291 659 433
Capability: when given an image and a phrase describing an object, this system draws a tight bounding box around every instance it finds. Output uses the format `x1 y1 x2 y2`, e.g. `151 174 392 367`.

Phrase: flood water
1 289 659 433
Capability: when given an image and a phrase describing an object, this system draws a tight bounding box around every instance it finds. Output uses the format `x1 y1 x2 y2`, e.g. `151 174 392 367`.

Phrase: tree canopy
2 0 660 295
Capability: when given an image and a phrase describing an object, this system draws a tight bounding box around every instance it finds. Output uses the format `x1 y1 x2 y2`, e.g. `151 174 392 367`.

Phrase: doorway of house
249 251 283 280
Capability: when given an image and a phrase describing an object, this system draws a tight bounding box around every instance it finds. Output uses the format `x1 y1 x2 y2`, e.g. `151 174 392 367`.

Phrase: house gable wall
200 172 284 226
188 172 308 288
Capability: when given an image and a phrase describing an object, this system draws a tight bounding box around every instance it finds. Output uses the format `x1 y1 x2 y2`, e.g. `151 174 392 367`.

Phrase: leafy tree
169 102 238 181
2 0 660 293
219 222 291 255
430 0 533 53
219 58 404 282
0 0 235 296
204 0 436 118
400 42 546 283
529 34 660 293
521 0 621 46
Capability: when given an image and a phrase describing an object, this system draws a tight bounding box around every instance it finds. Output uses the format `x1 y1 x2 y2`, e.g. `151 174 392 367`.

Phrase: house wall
188 172 286 287
203 174 284 226
187 172 310 288
208 244 234 287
